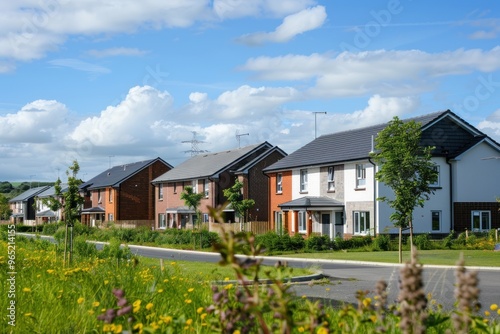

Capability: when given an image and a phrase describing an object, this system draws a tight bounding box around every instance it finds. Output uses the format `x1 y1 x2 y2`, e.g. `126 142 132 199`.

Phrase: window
204 179 209 198
158 213 166 228
97 189 102 203
431 211 441 231
109 189 113 202
356 164 366 188
298 211 307 233
327 167 335 191
300 169 308 192
471 211 490 232
203 213 209 223
274 211 283 235
354 211 370 235
158 184 163 200
429 165 440 187
173 183 177 194
108 213 114 221
276 173 283 193
192 180 198 193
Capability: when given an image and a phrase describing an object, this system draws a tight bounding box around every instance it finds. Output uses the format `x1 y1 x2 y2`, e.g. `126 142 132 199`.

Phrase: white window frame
431 211 441 231
353 211 370 235
108 213 114 222
97 189 102 203
471 210 490 232
429 165 440 187
298 211 307 234
158 184 163 200
192 179 198 193
204 179 209 198
356 164 366 188
202 213 209 223
274 211 283 234
300 169 308 193
327 167 335 191
158 213 166 229
276 173 283 193
109 188 113 203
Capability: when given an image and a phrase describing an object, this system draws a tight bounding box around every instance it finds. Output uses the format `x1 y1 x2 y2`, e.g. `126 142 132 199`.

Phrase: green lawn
278 249 500 267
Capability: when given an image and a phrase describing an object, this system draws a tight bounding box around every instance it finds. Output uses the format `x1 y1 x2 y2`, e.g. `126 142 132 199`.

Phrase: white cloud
87 47 148 58
0 100 68 143
478 109 500 142
237 6 326 45
213 0 316 20
241 47 500 98
67 85 173 147
0 0 317 68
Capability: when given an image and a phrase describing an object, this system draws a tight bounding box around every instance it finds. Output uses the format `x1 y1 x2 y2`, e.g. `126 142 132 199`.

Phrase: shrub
290 233 305 251
442 231 454 249
305 234 332 251
42 221 64 235
373 234 391 251
73 235 98 258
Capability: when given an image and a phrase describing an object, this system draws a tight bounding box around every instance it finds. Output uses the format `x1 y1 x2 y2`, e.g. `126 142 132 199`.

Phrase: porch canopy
36 209 56 217
81 207 105 214
166 206 195 214
278 196 344 211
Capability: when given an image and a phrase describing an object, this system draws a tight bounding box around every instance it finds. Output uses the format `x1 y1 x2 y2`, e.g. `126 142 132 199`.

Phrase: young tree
58 160 84 265
223 179 255 225
180 185 203 229
370 117 438 263
0 193 12 220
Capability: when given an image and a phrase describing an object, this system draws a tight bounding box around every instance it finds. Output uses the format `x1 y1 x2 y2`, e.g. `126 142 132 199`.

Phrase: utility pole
236 133 249 148
182 131 208 156
314 112 327 138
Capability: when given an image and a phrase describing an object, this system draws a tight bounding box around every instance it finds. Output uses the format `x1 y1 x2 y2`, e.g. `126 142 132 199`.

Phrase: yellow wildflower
233 330 241 334
113 324 123 333
160 315 172 324
224 277 230 281
491 304 498 311
197 307 204 314
146 302 153 311
317 328 329 334
157 289 164 293
485 311 491 317
298 327 305 333
24 313 32 317
46 269 55 274
186 319 193 326
92 301 100 307
188 288 194 292
133 300 141 313
77 297 85 304
23 287 31 293
201 313 207 320
185 299 192 304
224 284 233 290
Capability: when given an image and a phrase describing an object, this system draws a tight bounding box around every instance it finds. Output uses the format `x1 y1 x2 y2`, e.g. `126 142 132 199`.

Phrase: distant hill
0 181 55 199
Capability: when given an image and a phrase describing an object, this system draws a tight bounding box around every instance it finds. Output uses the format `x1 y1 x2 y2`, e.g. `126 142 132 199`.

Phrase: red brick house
152 142 287 230
79 158 172 226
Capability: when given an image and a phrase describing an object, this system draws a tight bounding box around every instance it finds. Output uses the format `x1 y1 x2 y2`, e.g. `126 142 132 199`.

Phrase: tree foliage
180 185 204 226
60 160 84 226
0 193 11 220
370 117 438 229
223 179 255 223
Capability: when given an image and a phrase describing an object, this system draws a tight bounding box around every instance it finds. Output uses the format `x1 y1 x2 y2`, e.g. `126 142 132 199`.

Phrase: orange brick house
79 158 172 226
152 142 287 230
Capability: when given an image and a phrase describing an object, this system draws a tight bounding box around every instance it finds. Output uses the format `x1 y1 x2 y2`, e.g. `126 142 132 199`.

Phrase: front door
321 213 331 238
335 211 344 238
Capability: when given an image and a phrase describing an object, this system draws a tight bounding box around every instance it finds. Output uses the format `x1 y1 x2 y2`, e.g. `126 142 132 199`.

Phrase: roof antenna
235 131 249 148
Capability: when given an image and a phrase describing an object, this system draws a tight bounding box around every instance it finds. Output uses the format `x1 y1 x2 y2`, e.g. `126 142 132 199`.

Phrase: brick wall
454 202 500 232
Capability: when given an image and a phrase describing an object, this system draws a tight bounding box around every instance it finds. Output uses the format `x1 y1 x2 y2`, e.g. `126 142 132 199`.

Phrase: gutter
368 157 377 237
446 157 453 232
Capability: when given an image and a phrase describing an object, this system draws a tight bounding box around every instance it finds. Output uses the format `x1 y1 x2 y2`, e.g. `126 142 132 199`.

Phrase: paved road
19 234 500 312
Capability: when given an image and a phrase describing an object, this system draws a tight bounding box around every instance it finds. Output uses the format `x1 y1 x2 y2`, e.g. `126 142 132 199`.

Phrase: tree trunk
409 219 414 259
398 227 402 264
63 223 68 267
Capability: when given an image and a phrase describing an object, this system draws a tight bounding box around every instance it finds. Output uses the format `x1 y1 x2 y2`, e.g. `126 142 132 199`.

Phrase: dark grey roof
264 111 449 172
8 186 50 202
153 142 273 182
81 206 105 213
80 158 172 190
279 196 344 209
235 146 287 174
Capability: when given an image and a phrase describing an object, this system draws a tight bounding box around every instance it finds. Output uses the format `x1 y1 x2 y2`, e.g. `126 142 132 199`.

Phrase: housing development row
9 110 500 238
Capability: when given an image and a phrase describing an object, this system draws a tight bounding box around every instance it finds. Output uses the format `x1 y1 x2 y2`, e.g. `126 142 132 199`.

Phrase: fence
209 221 271 235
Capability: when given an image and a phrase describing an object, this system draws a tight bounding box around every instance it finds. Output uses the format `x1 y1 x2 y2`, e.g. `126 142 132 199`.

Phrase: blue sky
1 0 499 182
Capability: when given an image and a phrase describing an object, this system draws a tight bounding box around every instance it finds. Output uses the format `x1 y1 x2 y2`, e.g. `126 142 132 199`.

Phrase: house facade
152 142 287 230
264 110 500 239
79 158 172 227
34 184 68 224
9 186 50 225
